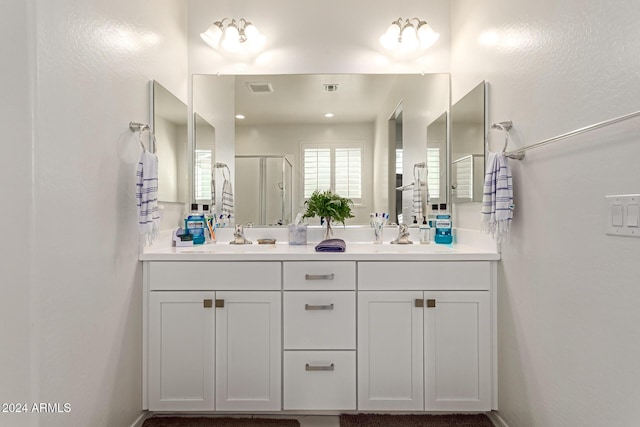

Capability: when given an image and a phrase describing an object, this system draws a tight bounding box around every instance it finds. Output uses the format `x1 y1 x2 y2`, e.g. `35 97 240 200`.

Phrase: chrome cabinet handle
304 273 335 280
305 303 334 311
305 363 334 371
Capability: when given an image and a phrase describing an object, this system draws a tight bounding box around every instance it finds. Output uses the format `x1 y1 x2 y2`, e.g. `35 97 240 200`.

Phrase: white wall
0 1 188 426
0 2 33 427
451 0 640 426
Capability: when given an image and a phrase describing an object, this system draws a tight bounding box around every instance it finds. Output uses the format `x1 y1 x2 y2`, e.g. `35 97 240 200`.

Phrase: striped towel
221 178 234 218
136 150 160 245
481 152 514 242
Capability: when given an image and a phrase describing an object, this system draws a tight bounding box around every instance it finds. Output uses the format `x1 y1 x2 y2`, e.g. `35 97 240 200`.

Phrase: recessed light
324 113 334 118
235 114 246 119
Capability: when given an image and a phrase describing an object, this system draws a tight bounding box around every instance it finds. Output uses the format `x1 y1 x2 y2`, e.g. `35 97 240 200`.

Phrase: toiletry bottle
419 216 431 244
185 203 206 245
434 203 453 244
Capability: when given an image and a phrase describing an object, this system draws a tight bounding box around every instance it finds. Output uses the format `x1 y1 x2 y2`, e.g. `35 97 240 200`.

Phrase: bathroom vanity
141 234 499 414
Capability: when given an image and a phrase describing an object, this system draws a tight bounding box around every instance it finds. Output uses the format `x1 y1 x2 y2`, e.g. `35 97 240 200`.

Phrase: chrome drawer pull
305 363 335 371
304 273 335 280
305 303 334 311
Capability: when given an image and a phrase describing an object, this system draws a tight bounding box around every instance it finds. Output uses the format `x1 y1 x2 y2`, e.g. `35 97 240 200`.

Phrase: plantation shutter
195 149 212 201
334 148 362 199
426 147 440 199
303 147 331 198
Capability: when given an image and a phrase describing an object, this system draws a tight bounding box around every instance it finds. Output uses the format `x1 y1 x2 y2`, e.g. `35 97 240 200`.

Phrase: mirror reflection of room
152 80 189 204
450 81 486 204
193 73 449 226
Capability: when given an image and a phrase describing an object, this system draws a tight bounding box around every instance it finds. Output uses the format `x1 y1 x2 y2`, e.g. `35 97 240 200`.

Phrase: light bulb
399 23 419 51
417 23 440 49
379 22 400 50
200 23 222 48
244 23 265 52
221 23 241 52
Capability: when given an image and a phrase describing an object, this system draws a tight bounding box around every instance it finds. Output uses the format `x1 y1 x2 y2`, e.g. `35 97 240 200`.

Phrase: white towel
221 178 234 218
481 152 514 242
136 150 160 245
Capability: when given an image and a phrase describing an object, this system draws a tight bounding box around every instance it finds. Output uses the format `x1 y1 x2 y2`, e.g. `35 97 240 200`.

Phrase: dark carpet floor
339 413 494 427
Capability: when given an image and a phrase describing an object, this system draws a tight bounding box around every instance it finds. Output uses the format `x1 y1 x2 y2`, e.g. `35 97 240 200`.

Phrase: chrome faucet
230 224 252 244
391 223 413 244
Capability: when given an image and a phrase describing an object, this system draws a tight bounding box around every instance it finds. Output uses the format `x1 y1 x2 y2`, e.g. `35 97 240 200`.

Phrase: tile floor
295 416 339 427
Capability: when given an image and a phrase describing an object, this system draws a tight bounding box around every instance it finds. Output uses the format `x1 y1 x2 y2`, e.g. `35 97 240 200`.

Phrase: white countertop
140 241 499 261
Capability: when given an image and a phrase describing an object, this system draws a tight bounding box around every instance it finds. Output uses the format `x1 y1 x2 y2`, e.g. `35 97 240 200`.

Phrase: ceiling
234 74 402 126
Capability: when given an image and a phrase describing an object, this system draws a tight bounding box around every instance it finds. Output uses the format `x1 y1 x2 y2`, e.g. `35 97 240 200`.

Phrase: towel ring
486 121 513 154
129 121 156 154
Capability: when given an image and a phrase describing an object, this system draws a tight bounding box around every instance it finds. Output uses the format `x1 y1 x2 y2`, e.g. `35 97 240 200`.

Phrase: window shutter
426 147 440 199
334 148 362 199
303 148 331 198
195 149 212 200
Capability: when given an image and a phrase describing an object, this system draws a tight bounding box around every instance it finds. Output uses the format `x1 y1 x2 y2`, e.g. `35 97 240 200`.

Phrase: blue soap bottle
434 203 453 244
185 203 206 245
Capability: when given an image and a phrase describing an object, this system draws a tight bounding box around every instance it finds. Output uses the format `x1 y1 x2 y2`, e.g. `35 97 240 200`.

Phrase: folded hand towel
315 238 346 252
481 152 514 242
136 150 160 245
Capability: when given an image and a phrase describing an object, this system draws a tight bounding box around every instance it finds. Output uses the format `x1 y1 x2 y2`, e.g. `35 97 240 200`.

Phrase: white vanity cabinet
145 261 281 412
142 249 498 414
282 262 357 410
148 291 216 411
357 262 494 412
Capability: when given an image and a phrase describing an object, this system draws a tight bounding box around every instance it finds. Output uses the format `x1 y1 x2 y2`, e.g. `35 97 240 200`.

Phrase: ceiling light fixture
201 18 265 53
324 113 335 118
235 114 246 120
379 17 439 52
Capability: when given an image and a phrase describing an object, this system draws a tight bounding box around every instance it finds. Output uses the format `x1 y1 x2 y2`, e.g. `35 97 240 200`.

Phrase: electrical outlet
605 194 640 237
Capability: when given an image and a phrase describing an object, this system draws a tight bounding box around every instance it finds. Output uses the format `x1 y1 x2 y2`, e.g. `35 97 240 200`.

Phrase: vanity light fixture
324 113 335 118
379 17 439 52
200 18 265 53
235 114 246 120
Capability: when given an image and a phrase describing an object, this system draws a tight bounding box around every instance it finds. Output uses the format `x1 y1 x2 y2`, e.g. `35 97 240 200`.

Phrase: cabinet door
424 291 491 411
148 291 215 411
357 291 424 411
215 291 281 411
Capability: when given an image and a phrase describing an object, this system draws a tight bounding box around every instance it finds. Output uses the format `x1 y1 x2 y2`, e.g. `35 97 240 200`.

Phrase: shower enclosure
235 155 293 226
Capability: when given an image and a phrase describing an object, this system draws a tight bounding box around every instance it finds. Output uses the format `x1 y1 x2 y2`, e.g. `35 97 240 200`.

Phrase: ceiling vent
323 84 339 92
246 82 273 93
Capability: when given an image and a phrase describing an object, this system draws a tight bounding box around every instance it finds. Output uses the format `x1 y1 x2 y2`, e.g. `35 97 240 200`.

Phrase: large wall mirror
192 73 450 226
151 80 188 204
450 81 486 204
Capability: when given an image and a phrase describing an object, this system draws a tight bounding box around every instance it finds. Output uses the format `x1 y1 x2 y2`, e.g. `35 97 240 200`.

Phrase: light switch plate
605 194 640 237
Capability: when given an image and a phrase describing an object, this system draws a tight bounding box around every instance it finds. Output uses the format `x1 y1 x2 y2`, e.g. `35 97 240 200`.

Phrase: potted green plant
303 190 354 240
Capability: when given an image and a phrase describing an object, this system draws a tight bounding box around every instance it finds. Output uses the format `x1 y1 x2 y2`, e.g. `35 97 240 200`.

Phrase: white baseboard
130 411 152 427
486 411 510 427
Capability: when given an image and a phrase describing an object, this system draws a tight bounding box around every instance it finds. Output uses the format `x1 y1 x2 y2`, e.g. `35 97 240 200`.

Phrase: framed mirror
426 111 448 206
192 73 450 225
151 80 188 204
450 81 486 204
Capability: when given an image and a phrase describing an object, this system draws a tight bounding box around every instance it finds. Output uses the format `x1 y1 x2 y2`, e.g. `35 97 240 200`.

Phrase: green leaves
303 190 354 226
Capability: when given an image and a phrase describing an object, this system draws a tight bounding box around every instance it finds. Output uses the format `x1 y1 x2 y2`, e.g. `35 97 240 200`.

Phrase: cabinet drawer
283 351 356 410
358 261 491 291
148 262 281 290
283 262 355 290
284 292 355 349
